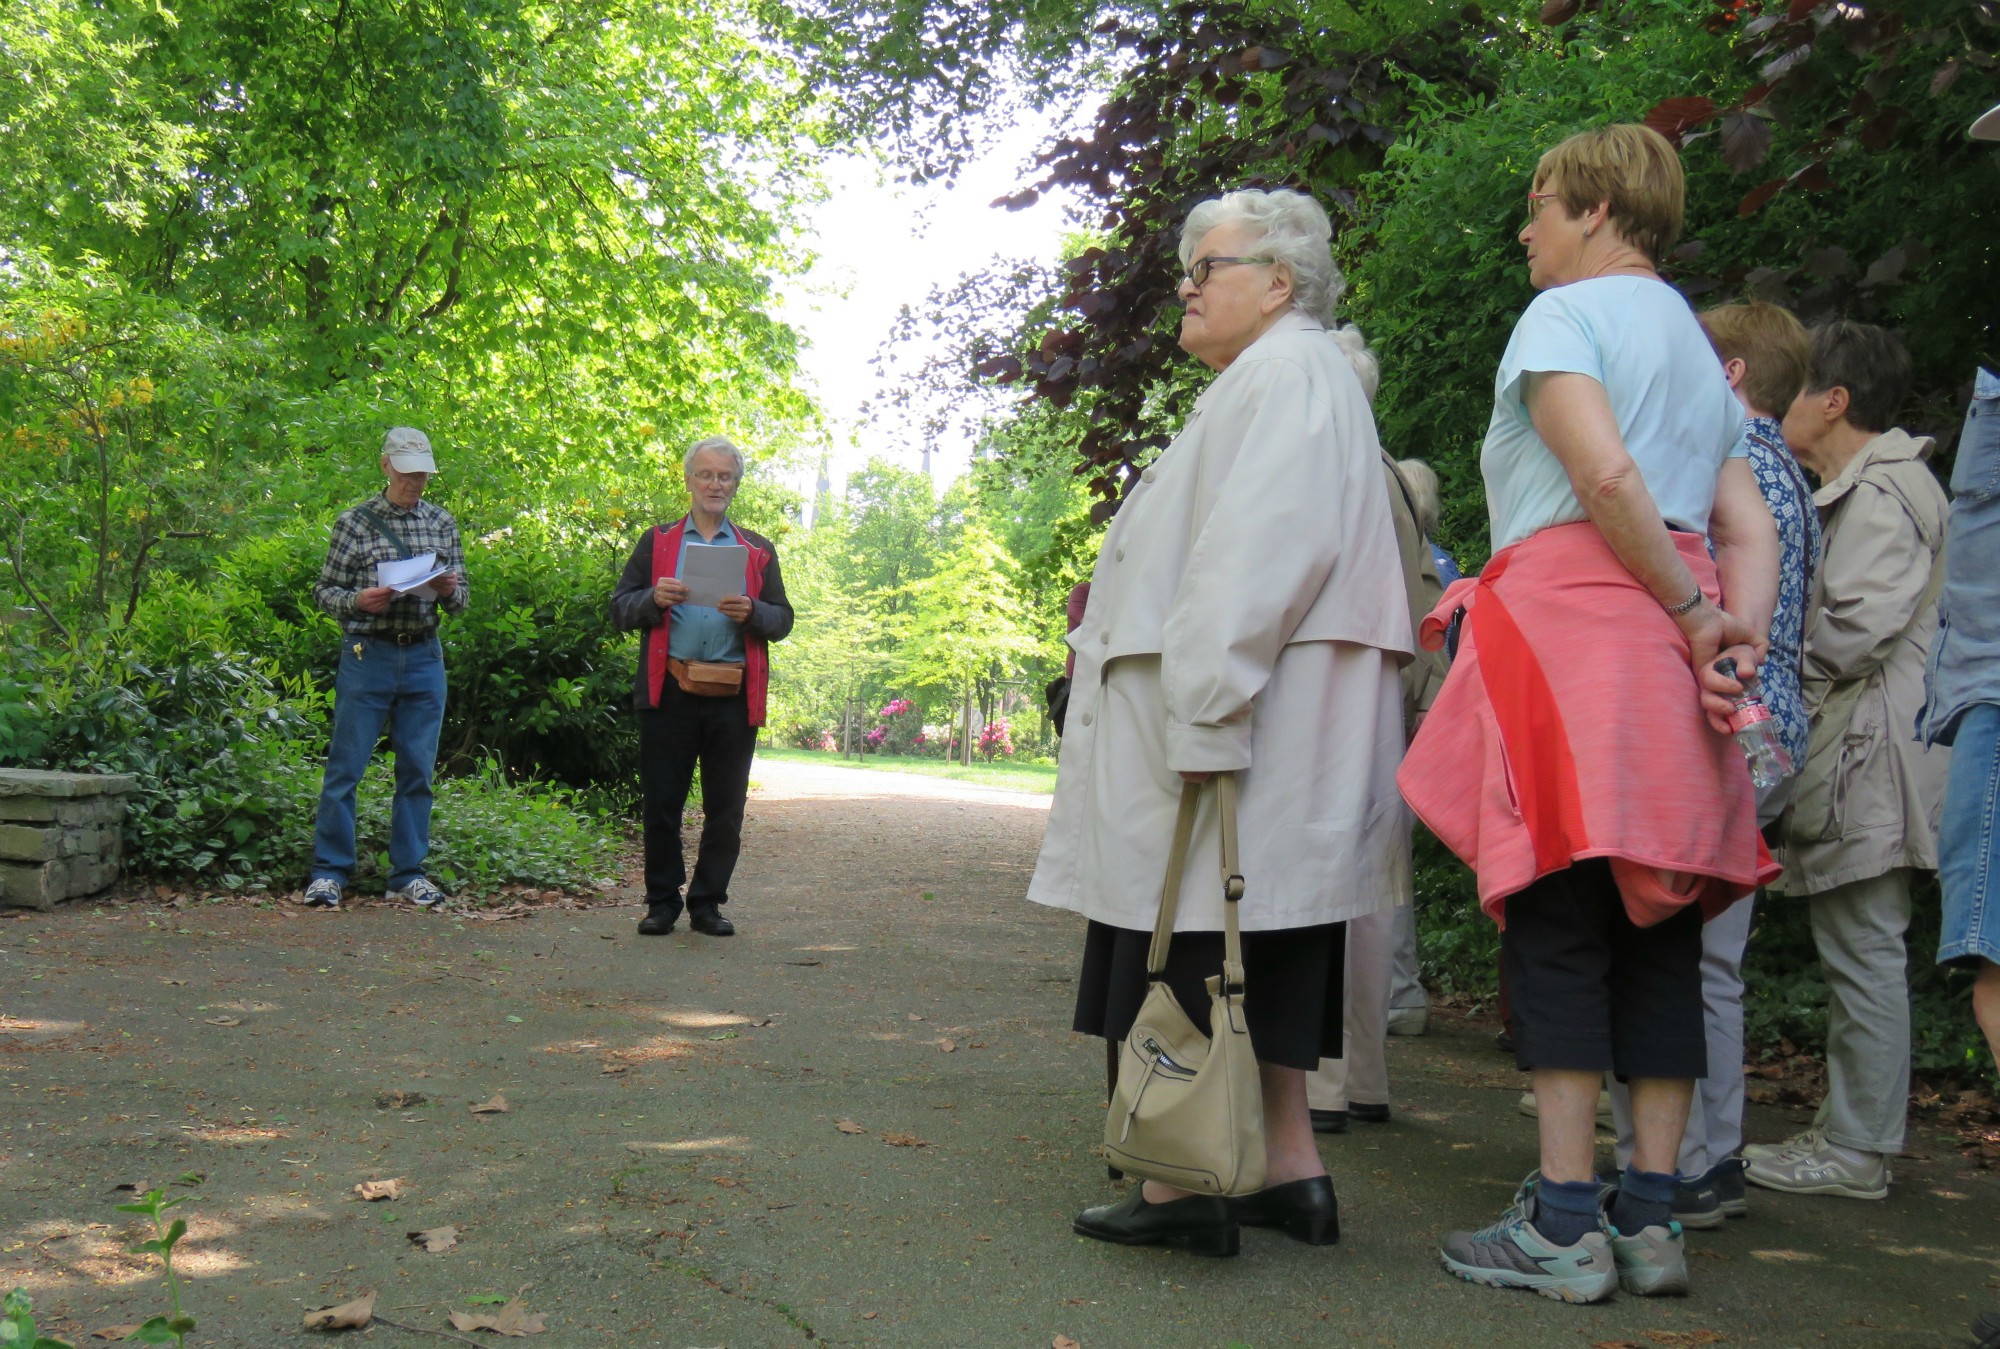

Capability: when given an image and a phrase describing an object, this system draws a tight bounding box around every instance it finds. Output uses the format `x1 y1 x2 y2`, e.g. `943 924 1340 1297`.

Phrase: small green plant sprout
1 1286 76 1349
114 1173 204 1346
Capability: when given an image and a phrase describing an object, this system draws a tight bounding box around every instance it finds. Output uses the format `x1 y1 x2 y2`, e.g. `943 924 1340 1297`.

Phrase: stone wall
0 769 137 910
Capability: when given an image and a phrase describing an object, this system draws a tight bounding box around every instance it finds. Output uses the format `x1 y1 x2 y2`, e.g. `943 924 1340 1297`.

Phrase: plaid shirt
313 492 470 638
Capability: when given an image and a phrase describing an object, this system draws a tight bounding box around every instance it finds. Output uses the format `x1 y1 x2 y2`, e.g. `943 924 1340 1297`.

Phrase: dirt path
2 755 1995 1347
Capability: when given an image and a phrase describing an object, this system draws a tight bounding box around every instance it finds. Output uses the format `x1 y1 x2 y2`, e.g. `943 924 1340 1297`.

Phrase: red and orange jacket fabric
1397 521 1778 929
609 518 793 726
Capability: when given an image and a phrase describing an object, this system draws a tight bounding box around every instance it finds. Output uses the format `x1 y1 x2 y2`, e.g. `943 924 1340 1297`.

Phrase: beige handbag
1102 773 1268 1196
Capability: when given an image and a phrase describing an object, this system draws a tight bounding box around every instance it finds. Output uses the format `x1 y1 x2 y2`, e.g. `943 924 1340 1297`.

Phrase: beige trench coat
1025 311 1415 933
1774 427 1952 894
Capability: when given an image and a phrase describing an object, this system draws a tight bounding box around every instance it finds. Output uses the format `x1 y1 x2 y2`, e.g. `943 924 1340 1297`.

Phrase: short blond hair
1698 302 1811 417
1532 124 1685 265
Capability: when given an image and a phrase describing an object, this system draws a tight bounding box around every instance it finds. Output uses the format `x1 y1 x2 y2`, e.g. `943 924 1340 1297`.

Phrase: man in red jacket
610 436 794 937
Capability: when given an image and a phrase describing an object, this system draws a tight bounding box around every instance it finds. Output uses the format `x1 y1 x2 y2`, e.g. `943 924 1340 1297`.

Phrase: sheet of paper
376 552 448 593
680 542 748 609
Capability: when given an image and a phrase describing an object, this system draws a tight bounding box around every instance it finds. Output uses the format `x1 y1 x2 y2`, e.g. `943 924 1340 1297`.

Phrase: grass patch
757 745 1058 794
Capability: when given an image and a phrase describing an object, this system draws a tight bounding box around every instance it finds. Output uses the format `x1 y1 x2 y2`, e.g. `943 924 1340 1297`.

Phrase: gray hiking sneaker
1439 1176 1618 1304
388 877 448 910
302 878 342 909
1609 1220 1690 1296
1741 1126 1822 1163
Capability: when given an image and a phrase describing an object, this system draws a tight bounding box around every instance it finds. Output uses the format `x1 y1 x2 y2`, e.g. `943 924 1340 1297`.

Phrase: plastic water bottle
1714 656 1791 789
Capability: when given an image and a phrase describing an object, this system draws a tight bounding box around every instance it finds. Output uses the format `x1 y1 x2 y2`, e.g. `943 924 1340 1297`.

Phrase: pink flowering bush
868 696 924 755
978 718 1014 761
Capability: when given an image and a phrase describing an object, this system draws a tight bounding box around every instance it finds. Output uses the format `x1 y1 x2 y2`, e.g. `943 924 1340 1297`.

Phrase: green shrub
359 758 619 899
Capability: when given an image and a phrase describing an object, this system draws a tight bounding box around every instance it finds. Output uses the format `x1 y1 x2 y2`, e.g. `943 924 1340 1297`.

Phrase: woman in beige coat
1028 188 1412 1256
1750 321 1951 1198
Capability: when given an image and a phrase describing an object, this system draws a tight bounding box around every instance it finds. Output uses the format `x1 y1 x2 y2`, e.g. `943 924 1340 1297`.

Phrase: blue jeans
311 635 447 890
1940 700 2000 968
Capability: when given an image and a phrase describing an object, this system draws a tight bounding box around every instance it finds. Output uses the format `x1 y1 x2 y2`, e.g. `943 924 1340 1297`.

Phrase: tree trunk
960 683 973 767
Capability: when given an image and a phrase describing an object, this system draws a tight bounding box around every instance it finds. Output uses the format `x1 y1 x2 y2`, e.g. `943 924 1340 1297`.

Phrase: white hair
1179 187 1378 398
684 435 745 476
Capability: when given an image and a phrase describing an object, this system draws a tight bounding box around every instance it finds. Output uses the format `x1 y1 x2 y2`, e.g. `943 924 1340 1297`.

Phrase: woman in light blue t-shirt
1415 124 1780 1306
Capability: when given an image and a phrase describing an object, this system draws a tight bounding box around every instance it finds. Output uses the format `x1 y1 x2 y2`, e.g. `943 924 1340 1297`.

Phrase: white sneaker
1744 1138 1889 1199
1517 1089 1615 1127
1741 1127 1824 1164
387 877 448 909
1386 1005 1430 1036
302 878 342 909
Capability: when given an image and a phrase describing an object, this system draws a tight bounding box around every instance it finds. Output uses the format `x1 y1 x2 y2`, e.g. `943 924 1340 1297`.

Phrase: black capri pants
1502 857 1707 1081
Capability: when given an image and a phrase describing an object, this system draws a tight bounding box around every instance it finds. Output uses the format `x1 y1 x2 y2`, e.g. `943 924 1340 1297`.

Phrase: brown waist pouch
666 656 744 697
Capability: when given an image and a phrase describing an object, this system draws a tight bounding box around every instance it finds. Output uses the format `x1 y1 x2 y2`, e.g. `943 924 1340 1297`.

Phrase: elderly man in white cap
302 426 469 911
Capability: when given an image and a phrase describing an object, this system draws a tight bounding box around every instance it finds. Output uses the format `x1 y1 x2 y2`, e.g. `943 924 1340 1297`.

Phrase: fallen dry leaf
1054 1336 1081 1349
90 1327 142 1341
469 1093 510 1114
936 1038 957 1053
159 978 186 986
882 1132 928 1148
374 1089 427 1109
1643 1333 1726 1347
303 1290 377 1330
1590 1342 1643 1349
968 1041 987 1049
447 1298 546 1336
204 1016 241 1027
712 1176 742 1188
600 1062 629 1075
907 1014 924 1022
354 1178 404 1201
861 1311 879 1320
835 1120 867 1135
407 1225 459 1252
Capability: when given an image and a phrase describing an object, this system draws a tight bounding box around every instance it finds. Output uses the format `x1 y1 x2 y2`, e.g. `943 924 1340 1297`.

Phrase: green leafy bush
367 759 619 898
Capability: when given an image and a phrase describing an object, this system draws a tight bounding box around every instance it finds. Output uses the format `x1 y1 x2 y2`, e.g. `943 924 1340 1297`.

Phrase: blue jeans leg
311 643 396 885
386 641 447 890
1939 701 2000 968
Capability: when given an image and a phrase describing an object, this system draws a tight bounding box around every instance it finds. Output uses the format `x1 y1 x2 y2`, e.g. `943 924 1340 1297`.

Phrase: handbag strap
1145 773 1247 993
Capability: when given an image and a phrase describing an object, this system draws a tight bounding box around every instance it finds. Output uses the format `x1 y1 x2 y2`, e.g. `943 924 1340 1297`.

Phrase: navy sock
1531 1178 1603 1247
1610 1165 1676 1234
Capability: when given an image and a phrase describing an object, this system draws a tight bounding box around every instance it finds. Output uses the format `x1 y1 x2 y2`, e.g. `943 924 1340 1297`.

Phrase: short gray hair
1179 188 1377 395
1392 458 1442 538
684 435 745 477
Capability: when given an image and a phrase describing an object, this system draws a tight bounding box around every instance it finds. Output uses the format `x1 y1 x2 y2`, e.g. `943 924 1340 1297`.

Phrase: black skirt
1072 919 1347 1072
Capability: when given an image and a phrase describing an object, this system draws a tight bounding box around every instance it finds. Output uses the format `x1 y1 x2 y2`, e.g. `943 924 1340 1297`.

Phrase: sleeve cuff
1165 718 1253 773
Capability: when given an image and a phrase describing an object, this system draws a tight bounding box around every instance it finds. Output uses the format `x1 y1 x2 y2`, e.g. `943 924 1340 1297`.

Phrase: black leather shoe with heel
1227 1175 1340 1245
689 909 735 937
636 909 678 936
1073 1187 1238 1257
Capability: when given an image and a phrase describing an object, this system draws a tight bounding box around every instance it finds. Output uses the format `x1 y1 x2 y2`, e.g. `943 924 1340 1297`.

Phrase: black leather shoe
1227 1175 1340 1245
688 909 735 937
636 909 678 936
1073 1187 1237 1257
1309 1108 1348 1134
1348 1101 1391 1124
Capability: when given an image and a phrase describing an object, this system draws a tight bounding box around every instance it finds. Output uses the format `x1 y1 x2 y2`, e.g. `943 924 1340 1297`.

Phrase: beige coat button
1080 711 1093 726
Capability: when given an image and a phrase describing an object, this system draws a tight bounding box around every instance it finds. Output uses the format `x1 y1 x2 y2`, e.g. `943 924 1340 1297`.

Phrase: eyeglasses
1183 255 1272 289
1525 191 1559 224
690 471 738 486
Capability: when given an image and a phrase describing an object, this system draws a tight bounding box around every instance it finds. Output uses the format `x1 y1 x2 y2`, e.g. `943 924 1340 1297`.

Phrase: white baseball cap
381 426 437 473
1974 103 2000 142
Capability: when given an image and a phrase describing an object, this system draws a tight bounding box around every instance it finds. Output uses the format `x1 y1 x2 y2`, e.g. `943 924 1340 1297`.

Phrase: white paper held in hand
680 543 748 609
376 552 449 593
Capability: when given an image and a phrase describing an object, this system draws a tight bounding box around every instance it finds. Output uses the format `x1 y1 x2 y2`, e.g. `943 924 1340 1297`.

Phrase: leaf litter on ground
303 1290 376 1330
470 1093 510 1114
408 1225 459 1252
447 1298 546 1336
354 1178 404 1201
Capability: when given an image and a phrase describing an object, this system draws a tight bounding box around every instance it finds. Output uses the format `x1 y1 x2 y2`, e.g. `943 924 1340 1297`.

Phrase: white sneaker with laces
1743 1138 1889 1199
388 877 448 910
302 878 342 909
1741 1127 1824 1164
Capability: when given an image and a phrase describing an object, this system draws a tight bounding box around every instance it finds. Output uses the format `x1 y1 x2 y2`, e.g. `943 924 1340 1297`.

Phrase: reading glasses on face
690 471 738 486
1183 255 1272 289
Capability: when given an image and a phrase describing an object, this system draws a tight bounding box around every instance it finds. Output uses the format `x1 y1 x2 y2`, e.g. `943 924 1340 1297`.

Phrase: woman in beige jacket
1030 187 1411 1256
1751 321 1951 1198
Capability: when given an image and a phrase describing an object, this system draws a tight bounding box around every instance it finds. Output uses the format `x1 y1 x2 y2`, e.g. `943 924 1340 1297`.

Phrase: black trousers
637 683 757 919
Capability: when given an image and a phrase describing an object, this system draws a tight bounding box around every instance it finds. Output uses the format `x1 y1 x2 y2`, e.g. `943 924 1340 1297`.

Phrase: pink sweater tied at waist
1397 521 1778 930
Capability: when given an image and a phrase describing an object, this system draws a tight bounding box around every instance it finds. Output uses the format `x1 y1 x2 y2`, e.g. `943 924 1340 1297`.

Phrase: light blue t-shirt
1482 276 1747 553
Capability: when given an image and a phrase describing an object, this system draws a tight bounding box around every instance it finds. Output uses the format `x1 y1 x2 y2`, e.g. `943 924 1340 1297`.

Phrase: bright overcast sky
774 106 1080 501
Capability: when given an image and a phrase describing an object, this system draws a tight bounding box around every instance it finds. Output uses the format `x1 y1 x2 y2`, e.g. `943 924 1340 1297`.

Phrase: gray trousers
1306 904 1395 1109
1610 895 1757 1175
1806 867 1914 1155
1389 899 1427 1012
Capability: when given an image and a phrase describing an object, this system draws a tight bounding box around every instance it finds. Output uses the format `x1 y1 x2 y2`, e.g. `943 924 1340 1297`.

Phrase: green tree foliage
891 520 1040 762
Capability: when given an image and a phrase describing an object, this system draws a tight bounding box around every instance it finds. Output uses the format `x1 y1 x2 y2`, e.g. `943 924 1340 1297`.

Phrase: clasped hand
1678 599 1766 734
